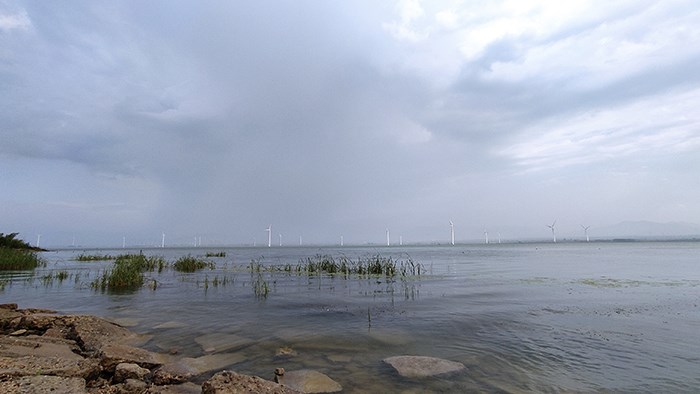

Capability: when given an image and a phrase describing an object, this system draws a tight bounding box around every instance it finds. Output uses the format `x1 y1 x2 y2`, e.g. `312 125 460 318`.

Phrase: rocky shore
0 304 323 393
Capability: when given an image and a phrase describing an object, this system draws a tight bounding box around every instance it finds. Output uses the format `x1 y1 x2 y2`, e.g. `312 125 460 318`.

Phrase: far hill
594 221 700 238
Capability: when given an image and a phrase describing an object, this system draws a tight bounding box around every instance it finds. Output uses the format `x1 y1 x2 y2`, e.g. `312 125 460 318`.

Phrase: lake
2 242 699 392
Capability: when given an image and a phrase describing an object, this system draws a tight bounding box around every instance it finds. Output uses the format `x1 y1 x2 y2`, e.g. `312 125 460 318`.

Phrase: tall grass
75 254 115 261
91 254 166 292
173 255 214 272
0 248 45 270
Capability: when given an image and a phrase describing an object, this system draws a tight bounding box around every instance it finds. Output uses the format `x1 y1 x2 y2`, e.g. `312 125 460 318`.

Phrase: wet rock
9 329 27 336
153 353 245 384
114 362 151 383
146 382 201 393
100 343 170 373
194 332 253 353
202 370 300 394
383 355 466 378
275 369 342 393
275 345 298 359
69 316 151 354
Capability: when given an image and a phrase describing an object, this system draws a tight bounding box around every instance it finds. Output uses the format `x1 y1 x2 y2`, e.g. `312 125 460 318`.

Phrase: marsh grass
91 253 166 292
75 254 115 262
205 251 226 257
173 255 214 272
253 272 270 299
0 248 45 270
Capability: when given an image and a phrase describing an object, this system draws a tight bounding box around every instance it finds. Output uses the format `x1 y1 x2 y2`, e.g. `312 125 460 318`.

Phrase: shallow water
2 242 699 392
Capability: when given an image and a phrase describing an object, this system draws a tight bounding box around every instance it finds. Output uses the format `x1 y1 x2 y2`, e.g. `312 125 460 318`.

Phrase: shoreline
0 303 309 393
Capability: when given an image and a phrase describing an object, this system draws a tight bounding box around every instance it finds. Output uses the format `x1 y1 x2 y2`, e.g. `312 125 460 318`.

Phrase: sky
1 0 700 247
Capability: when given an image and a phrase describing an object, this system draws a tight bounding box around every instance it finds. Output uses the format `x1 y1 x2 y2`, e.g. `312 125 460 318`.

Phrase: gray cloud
2 1 700 246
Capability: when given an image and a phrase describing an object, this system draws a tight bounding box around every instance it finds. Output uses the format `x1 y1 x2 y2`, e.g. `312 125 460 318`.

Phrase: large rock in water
202 370 300 393
275 369 342 393
383 355 466 378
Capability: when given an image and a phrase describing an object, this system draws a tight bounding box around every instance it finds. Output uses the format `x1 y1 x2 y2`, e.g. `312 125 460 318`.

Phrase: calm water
2 242 699 392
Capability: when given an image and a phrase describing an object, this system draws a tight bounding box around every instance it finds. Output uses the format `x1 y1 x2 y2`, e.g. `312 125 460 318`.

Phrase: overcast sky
2 1 699 247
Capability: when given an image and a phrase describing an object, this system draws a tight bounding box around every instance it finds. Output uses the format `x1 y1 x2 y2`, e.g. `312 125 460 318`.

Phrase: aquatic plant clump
205 251 226 257
91 253 166 291
75 254 115 261
0 248 46 271
173 255 215 272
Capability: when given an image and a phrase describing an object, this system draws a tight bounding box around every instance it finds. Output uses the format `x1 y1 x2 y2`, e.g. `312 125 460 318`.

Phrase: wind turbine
449 221 455 246
386 228 390 246
36 234 41 248
581 225 591 242
483 228 489 244
399 235 403 246
122 236 126 248
498 232 502 244
340 235 344 246
161 233 165 248
547 220 557 243
299 235 303 246
266 225 272 248
278 233 282 247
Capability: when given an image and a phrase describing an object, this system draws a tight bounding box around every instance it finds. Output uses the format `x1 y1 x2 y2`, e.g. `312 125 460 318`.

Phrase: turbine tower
278 233 282 247
386 228 390 246
36 234 41 248
299 235 303 246
449 221 455 246
340 235 344 246
161 232 165 248
547 220 557 243
484 228 489 244
581 225 591 242
122 236 126 249
266 225 272 248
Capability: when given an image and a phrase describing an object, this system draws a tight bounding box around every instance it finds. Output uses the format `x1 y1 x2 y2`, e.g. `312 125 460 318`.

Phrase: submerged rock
154 353 246 385
202 370 299 394
275 369 342 393
194 332 253 353
383 355 466 378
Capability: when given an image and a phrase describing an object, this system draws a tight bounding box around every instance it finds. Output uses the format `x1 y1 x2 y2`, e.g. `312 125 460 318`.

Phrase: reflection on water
2 243 700 392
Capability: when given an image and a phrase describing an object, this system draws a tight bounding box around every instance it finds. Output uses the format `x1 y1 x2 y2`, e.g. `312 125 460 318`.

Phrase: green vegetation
253 272 270 299
91 254 166 292
0 232 36 250
205 251 226 257
0 232 45 271
173 255 214 272
75 254 115 261
0 248 45 270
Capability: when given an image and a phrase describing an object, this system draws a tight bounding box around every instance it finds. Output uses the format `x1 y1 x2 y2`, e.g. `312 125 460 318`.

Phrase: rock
153 353 245 385
194 332 253 353
152 321 187 330
275 346 298 359
275 369 342 393
9 329 27 336
146 382 201 393
202 370 300 394
100 343 170 372
0 335 99 380
69 316 151 354
383 355 466 378
0 375 87 393
114 362 151 383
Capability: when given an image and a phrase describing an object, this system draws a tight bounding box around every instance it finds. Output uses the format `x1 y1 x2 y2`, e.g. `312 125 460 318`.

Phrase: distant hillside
595 221 700 238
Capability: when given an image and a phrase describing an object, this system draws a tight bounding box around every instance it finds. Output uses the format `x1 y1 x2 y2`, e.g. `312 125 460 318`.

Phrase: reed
0 248 45 270
75 254 115 261
91 253 163 291
173 255 214 272
205 251 226 257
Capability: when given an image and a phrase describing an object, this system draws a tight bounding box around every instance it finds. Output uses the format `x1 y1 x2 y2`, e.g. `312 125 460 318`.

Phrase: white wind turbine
161 232 165 248
547 220 557 243
278 233 282 247
449 221 455 246
266 225 272 248
581 225 591 242
483 228 489 244
340 235 344 246
386 228 390 246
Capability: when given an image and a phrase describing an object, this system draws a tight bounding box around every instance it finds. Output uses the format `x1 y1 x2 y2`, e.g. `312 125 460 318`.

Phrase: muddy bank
0 303 310 393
